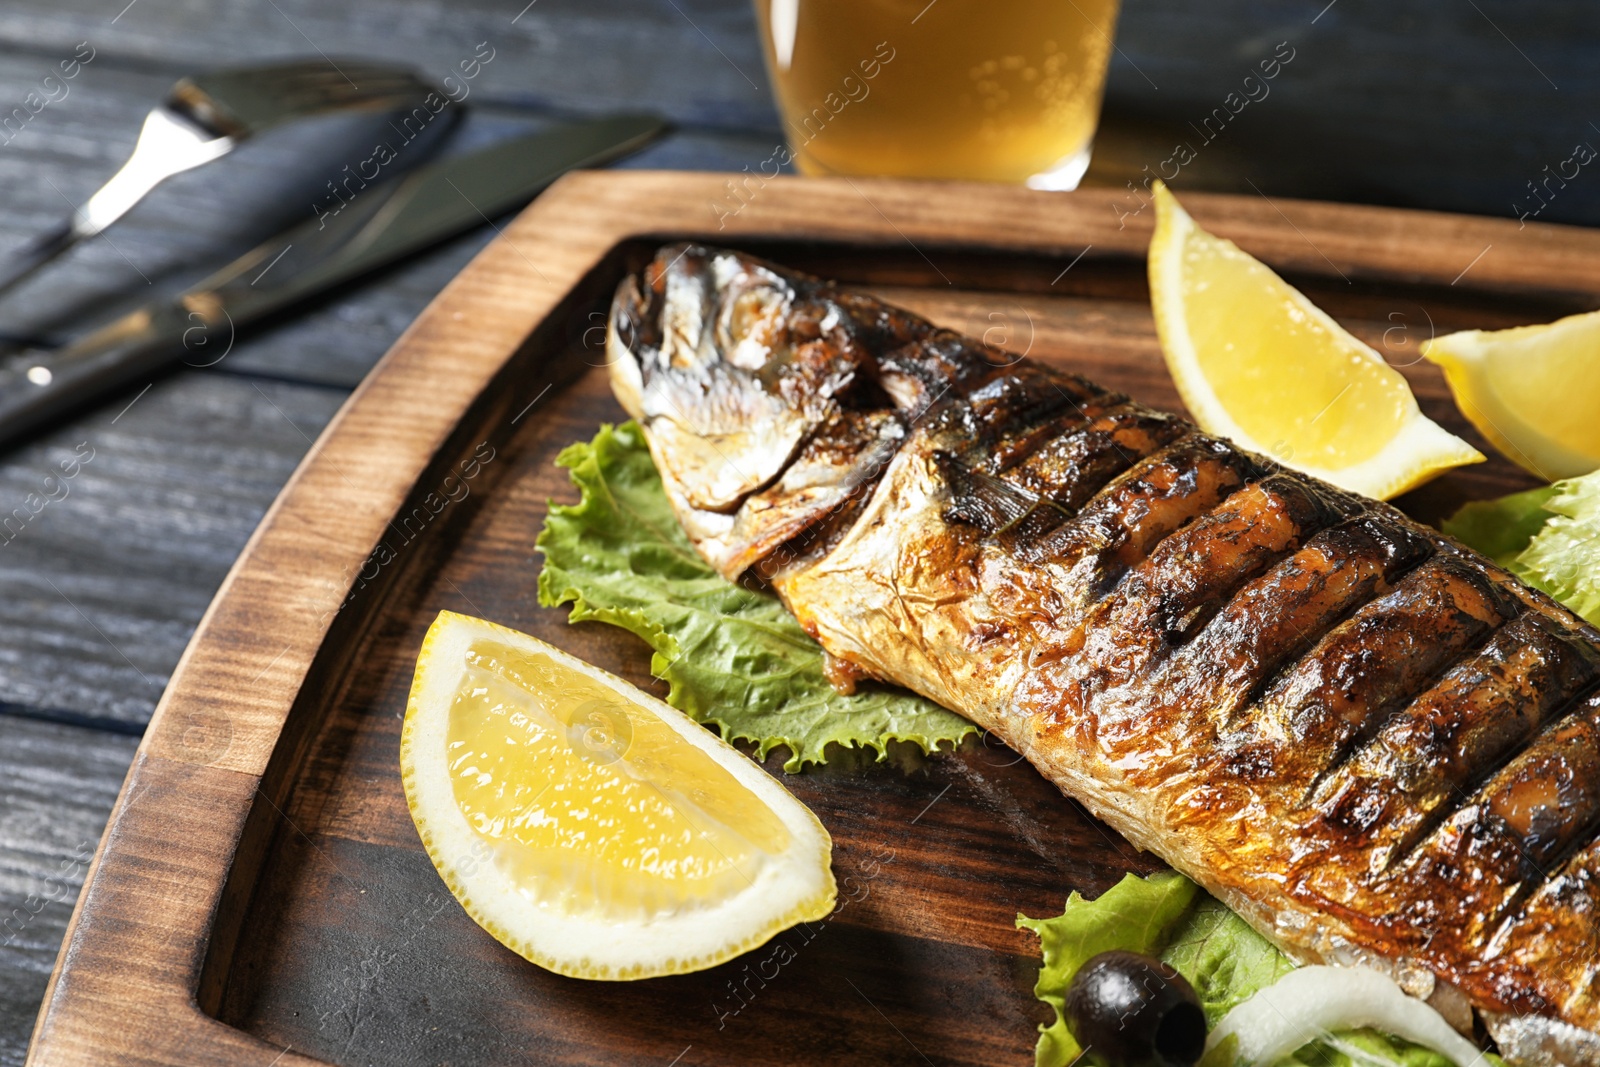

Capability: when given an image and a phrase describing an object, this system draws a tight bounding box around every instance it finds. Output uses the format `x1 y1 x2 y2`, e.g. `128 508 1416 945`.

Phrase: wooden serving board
28 173 1600 1067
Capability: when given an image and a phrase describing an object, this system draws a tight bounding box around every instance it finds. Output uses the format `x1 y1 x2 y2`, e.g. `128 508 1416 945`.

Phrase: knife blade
0 112 665 446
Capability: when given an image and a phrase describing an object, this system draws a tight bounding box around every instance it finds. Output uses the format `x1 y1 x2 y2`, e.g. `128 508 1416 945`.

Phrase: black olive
1065 950 1208 1067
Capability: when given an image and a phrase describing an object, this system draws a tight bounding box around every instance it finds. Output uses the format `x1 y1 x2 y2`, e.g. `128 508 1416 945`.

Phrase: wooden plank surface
26 172 1600 1066
0 0 1590 733
0 1 1596 1063
1093 0 1600 222
0 375 347 726
0 718 137 1067
0 20 772 1058
0 0 1592 221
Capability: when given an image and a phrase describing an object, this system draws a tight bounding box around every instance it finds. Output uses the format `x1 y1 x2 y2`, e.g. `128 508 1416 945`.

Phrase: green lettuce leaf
1443 467 1600 627
1018 873 1478 1067
1016 871 1201 1067
1161 895 1297 1027
535 422 976 771
1510 470 1600 626
1439 484 1558 567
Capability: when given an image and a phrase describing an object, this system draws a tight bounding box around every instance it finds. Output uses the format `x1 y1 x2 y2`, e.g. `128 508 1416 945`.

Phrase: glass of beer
752 0 1121 188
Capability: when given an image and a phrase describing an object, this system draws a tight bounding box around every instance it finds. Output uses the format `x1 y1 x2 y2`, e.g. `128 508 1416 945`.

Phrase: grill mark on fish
1479 699 1600 873
1310 578 1519 802
935 450 1045 532
933 392 1196 554
1004 405 1190 512
1485 838 1600 1020
1160 516 1437 727
1118 474 1352 642
1313 613 1600 871
962 407 1196 559
608 244 1600 1047
988 396 1128 473
1389 696 1600 966
1306 634 1508 809
1224 556 1518 797
1059 474 1354 729
878 330 1061 418
962 366 1104 446
1017 434 1260 579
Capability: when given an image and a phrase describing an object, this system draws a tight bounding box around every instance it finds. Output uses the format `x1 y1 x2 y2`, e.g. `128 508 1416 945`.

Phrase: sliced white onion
1204 965 1492 1067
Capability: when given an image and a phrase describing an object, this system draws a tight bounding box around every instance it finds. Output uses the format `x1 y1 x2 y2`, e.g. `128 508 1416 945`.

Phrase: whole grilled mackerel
606 244 1600 1066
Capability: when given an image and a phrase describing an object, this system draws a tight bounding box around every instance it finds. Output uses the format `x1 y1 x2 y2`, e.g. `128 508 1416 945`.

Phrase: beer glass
752 0 1121 188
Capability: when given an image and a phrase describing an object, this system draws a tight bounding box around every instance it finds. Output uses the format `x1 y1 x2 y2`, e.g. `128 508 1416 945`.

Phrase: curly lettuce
1443 467 1600 626
535 422 975 771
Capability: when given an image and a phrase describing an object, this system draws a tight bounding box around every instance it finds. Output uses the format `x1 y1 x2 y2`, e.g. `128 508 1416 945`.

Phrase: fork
0 58 440 296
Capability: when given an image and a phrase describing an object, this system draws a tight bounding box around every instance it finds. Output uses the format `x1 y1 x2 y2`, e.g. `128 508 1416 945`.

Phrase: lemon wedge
400 610 836 980
1148 181 1483 499
1422 310 1600 480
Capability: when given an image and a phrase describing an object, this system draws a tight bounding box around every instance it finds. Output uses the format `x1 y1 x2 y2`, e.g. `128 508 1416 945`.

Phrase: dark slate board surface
0 0 1595 1062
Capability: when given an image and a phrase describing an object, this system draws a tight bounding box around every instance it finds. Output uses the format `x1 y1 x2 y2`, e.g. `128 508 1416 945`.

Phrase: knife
0 112 666 446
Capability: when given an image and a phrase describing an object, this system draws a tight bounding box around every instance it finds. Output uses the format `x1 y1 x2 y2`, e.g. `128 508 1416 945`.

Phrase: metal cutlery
0 58 444 296
0 113 667 446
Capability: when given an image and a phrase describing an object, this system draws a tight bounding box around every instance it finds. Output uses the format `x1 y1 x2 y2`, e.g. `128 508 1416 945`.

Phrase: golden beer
752 0 1121 187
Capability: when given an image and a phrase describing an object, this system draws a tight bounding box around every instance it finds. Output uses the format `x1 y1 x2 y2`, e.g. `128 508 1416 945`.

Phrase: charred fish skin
607 244 1600 1060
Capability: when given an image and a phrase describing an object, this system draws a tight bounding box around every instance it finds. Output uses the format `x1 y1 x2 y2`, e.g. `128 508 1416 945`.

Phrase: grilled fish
607 244 1600 1066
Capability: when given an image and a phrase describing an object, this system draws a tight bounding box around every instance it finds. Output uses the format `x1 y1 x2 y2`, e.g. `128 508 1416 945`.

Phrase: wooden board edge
26 174 628 1067
30 171 1600 1066
27 752 328 1067
596 170 1600 299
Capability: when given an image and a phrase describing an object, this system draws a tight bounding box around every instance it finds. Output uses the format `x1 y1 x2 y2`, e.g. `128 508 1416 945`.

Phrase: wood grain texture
0 39 765 1058
0 63 460 341
1096 0 1600 224
214 366 1152 1067
0 68 772 731
212 122 789 389
0 375 346 727
1 2 1597 1062
0 718 136 1067
27 172 1600 1066
29 752 327 1067
0 0 1595 225
0 0 780 131
0 0 1594 738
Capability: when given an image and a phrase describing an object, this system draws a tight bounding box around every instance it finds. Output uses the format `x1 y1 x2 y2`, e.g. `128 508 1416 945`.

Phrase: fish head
608 243 863 515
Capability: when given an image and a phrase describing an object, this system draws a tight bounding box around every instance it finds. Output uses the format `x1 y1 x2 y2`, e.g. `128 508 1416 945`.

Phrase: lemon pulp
1148 181 1483 499
401 611 836 979
448 641 790 918
1176 236 1413 469
1424 310 1600 480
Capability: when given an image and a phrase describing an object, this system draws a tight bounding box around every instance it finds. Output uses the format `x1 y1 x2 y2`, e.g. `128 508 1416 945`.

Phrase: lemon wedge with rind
1148 181 1483 500
401 610 836 980
1422 311 1600 481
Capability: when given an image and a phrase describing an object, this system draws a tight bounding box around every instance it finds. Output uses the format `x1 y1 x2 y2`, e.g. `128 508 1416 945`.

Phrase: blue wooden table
0 1 1594 1063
